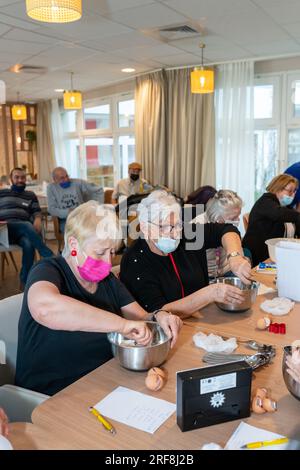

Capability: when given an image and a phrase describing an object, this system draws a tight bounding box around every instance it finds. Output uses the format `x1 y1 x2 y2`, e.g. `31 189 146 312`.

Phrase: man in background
111 162 152 204
0 167 53 288
47 167 104 233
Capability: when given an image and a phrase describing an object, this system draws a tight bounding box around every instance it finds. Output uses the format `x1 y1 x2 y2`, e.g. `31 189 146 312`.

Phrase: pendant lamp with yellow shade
12 93 27 121
63 72 82 110
191 43 214 94
26 0 82 23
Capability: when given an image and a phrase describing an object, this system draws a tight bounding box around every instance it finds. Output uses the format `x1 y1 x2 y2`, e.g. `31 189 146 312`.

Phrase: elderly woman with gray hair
192 189 246 279
120 190 252 319
15 201 181 396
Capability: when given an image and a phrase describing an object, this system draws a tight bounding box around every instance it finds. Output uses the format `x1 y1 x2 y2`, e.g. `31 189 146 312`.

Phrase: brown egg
252 396 266 414
256 317 271 330
147 367 167 379
262 398 277 412
254 387 268 400
145 373 164 391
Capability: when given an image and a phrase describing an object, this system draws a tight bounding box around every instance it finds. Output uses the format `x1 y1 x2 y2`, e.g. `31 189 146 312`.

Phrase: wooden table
10 271 300 450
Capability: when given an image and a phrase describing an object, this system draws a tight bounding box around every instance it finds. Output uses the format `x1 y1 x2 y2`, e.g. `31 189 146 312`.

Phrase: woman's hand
154 311 183 348
228 256 252 285
0 408 9 437
120 320 153 346
209 283 246 305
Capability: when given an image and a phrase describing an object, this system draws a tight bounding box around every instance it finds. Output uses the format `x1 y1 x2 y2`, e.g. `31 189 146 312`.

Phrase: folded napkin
193 331 237 353
260 297 295 316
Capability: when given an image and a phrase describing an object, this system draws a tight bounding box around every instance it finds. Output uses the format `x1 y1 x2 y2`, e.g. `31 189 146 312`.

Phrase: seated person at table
243 174 300 266
120 190 251 319
47 167 104 234
15 201 182 396
284 161 300 211
184 185 217 208
111 162 152 204
192 189 247 278
0 167 53 287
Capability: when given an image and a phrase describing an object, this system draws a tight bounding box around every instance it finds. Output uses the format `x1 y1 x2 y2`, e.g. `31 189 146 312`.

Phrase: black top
242 192 300 266
120 223 239 312
15 256 134 396
0 188 41 222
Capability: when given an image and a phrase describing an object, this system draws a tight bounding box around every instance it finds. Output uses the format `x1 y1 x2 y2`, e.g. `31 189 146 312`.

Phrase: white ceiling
0 0 300 101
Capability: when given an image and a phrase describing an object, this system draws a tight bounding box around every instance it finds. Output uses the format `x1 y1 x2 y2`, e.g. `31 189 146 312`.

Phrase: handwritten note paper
94 386 176 434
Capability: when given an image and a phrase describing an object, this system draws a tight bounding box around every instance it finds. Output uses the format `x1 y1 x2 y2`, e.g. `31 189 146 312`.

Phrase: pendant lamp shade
26 0 82 23
12 93 27 121
63 72 82 109
191 43 214 94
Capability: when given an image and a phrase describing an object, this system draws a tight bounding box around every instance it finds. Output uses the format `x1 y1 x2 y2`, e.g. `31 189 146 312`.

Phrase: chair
0 245 21 280
104 189 114 204
0 293 49 422
52 216 64 253
243 213 250 232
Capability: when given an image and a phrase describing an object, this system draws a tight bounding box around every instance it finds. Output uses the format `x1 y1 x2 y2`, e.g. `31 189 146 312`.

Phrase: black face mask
11 184 26 193
130 174 140 182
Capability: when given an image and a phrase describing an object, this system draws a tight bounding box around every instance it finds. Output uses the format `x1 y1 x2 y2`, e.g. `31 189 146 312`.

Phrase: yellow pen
241 437 289 449
89 406 116 436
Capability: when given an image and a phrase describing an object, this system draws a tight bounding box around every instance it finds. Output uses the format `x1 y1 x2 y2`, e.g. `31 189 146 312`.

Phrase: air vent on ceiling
142 21 205 43
160 25 199 34
9 64 47 74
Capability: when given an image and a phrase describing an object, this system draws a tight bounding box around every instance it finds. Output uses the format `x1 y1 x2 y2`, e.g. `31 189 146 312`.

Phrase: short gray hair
138 190 181 225
206 189 243 222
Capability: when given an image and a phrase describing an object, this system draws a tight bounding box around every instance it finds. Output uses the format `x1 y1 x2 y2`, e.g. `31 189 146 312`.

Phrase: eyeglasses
283 186 296 196
149 220 183 234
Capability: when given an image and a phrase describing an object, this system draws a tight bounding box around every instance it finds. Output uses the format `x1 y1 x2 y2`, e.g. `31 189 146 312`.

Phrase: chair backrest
243 213 250 232
0 294 23 386
104 189 114 204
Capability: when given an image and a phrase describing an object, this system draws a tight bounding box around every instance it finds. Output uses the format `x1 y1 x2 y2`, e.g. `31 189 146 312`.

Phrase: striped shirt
0 188 41 222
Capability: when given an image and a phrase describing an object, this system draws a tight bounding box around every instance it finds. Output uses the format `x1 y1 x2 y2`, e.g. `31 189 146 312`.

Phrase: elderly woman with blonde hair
192 189 245 278
120 190 252 319
15 201 182 396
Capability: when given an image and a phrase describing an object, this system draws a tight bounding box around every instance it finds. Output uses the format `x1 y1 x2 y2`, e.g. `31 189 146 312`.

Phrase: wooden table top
9 271 300 450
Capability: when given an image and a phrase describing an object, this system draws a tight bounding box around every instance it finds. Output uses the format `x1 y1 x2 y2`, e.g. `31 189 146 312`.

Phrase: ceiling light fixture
54 89 64 92
191 43 214 94
63 72 82 110
12 93 27 121
26 0 82 23
121 68 136 73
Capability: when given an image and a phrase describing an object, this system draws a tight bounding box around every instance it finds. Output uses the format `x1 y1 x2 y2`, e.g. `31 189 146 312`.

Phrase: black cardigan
120 223 239 312
242 192 300 266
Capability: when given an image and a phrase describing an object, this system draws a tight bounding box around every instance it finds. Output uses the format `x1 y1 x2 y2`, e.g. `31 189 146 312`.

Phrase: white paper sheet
225 422 300 450
94 386 176 434
257 283 276 296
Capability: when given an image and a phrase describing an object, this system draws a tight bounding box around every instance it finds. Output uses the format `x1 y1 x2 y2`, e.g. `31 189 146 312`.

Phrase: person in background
15 201 181 396
243 174 300 266
47 167 104 234
285 162 300 211
0 167 53 288
191 189 248 278
185 185 217 208
120 190 252 319
111 162 152 204
0 408 8 438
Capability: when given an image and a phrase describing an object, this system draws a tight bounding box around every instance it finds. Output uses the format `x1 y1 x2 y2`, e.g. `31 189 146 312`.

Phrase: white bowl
265 238 300 262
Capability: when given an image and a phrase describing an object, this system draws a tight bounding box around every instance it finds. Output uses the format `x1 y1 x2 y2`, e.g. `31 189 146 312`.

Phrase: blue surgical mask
280 195 294 207
60 181 71 189
154 237 180 254
11 184 26 193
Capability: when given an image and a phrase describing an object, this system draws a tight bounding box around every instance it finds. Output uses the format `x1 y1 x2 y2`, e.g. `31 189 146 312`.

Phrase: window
61 93 135 187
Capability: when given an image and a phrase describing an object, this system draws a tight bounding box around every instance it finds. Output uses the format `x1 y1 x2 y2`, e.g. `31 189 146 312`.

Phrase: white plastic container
276 240 300 301
266 237 300 262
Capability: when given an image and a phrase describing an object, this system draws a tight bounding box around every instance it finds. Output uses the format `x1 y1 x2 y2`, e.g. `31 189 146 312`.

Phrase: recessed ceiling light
54 89 64 92
121 68 136 73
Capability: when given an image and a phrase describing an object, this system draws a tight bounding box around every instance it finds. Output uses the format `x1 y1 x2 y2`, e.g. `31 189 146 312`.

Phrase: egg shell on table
145 373 164 391
252 396 267 414
254 387 268 399
147 367 167 379
262 398 277 412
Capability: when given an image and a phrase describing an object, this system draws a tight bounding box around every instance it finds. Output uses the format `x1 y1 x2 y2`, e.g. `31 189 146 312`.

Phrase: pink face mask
76 252 112 282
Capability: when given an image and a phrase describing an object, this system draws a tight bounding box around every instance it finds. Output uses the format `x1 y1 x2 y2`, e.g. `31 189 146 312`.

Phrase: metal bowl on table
107 321 170 371
282 346 300 402
213 277 259 313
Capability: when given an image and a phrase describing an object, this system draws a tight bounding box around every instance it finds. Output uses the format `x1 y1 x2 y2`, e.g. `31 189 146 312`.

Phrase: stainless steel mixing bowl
282 346 300 401
213 277 259 313
107 321 170 371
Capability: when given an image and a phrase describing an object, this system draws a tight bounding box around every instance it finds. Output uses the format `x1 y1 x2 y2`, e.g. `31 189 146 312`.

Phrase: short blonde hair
206 190 243 222
266 174 299 194
62 201 122 256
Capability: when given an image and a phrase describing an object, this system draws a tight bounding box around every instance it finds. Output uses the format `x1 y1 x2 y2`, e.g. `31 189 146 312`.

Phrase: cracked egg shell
147 367 167 379
145 373 164 391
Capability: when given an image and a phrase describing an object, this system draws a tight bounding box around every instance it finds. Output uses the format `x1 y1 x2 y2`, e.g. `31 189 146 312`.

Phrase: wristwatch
226 251 242 261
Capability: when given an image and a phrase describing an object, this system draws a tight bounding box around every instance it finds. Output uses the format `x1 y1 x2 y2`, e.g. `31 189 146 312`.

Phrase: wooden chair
243 213 250 232
0 245 21 280
52 216 64 253
104 189 114 204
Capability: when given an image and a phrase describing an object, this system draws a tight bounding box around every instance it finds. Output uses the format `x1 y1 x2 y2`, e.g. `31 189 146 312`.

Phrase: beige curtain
135 68 215 198
36 101 56 182
135 70 167 186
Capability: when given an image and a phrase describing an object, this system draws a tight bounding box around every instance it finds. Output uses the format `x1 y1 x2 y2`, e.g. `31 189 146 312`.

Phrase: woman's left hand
154 311 183 348
229 256 252 285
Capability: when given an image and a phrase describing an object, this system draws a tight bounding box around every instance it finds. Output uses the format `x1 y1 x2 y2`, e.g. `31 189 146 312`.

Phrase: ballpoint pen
241 437 289 449
89 406 116 436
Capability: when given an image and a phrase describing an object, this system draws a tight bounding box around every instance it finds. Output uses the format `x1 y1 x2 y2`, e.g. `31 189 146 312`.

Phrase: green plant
25 130 36 142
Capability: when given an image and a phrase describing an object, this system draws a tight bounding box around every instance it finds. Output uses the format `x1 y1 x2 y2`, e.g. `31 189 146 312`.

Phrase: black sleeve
203 223 240 250
256 196 300 227
26 260 63 292
108 275 135 308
